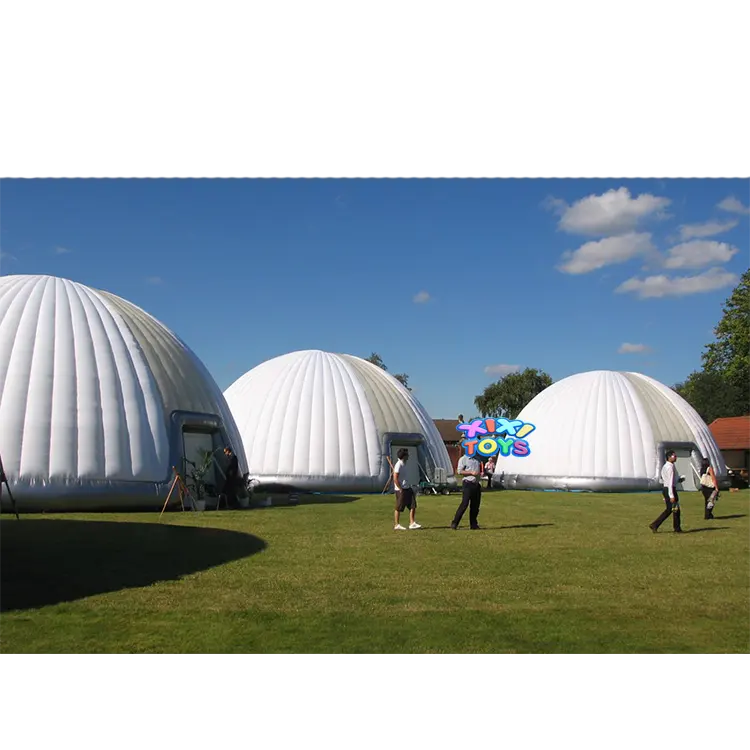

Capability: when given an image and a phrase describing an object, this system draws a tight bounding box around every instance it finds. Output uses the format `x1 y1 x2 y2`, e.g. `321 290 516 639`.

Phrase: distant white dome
493 370 727 492
0 275 245 510
224 350 454 492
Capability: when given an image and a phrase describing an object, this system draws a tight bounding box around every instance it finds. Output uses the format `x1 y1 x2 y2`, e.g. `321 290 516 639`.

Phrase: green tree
365 352 412 391
701 268 750 414
673 371 743 424
474 368 553 418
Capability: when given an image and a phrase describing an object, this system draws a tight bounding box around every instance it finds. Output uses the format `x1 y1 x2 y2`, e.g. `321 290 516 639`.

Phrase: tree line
674 268 749 423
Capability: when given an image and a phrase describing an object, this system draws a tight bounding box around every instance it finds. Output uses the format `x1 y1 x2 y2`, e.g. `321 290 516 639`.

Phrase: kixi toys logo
456 418 536 458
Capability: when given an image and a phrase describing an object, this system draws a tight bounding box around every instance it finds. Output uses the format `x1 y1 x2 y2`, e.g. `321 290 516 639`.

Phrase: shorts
395 488 416 512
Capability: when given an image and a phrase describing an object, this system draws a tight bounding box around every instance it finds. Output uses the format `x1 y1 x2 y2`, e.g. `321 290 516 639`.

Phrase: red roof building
709 416 750 471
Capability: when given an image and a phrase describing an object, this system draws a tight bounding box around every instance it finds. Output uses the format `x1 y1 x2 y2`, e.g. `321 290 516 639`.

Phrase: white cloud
618 343 651 354
413 291 431 303
678 219 738 240
717 196 750 215
662 240 738 270
484 364 521 377
54 246 72 254
615 267 739 299
557 232 655 275
145 276 163 285
550 187 671 236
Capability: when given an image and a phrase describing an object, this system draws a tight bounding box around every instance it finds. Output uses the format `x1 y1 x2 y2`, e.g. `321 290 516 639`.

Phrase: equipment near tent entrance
182 430 220 504
159 466 198 518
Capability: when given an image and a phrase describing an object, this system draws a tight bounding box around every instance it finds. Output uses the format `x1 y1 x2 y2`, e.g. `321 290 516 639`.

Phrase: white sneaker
409 522 422 530
394 524 407 530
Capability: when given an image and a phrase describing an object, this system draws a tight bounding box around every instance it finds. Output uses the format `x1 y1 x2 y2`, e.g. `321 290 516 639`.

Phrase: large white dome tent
492 370 727 492
0 274 247 511
224 349 456 493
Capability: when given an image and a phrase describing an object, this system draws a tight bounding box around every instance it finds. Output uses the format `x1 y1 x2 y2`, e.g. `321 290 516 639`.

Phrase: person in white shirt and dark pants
451 453 483 530
650 449 684 533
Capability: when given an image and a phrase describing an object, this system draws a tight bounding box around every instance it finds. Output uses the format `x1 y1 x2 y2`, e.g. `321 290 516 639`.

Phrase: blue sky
1 178 748 419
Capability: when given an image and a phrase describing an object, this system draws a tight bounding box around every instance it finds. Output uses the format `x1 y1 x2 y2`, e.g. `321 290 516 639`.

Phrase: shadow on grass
682 527 730 534
425 524 555 531
290 494 359 506
251 494 360 509
712 514 747 520
0 520 266 613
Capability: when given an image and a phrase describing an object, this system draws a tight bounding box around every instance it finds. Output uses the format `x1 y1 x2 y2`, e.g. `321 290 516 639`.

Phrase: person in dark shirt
222 446 240 509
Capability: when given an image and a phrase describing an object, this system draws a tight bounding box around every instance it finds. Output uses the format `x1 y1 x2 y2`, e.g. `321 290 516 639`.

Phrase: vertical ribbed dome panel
624 372 726 475
0 275 168 482
224 350 454 492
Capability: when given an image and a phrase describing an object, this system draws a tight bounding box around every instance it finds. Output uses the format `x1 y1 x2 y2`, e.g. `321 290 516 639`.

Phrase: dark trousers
485 471 493 490
651 488 681 531
222 478 239 508
453 481 482 528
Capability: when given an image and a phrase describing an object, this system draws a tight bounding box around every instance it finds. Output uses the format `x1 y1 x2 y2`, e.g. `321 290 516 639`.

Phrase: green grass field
1 488 748 653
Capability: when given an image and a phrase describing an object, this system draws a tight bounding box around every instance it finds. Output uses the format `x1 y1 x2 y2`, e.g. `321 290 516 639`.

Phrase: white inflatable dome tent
224 349 456 493
493 370 727 492
0 275 247 511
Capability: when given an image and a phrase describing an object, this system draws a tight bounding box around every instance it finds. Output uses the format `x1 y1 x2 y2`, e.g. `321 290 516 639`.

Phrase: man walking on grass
393 448 421 531
649 449 684 533
451 451 483 530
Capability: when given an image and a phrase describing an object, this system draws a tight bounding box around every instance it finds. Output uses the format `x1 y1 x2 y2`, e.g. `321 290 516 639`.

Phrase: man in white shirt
451 452 483 530
649 449 684 533
392 448 421 530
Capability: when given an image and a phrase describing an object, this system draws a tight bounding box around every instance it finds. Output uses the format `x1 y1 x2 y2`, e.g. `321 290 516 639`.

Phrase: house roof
709 416 750 450
433 419 462 443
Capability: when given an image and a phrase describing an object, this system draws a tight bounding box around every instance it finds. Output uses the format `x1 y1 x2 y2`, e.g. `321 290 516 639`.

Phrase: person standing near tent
699 458 719 520
222 446 241 509
649 449 684 533
451 452 483 530
393 448 421 530
484 455 496 490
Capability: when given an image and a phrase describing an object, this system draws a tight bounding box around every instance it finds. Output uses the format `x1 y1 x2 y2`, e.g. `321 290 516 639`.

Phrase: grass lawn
1 488 748 653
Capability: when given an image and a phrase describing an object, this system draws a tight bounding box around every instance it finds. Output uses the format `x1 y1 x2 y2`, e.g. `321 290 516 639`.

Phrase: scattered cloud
678 219 738 241
618 343 651 354
717 196 750 215
484 364 521 377
413 290 431 303
547 187 671 236
615 267 739 299
145 276 163 285
0 251 18 261
662 240 738 270
557 232 655 275
54 246 73 254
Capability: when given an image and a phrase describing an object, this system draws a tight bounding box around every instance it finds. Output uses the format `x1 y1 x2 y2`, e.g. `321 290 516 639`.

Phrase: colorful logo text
457 418 535 458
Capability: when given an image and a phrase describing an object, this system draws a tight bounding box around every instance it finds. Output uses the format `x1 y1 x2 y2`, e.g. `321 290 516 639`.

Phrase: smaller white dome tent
0 275 246 511
492 370 727 492
224 350 455 493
